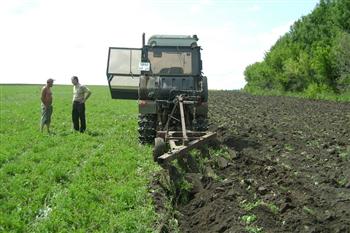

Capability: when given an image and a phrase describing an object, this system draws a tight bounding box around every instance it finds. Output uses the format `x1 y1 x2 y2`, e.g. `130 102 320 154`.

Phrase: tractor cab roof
147 35 199 47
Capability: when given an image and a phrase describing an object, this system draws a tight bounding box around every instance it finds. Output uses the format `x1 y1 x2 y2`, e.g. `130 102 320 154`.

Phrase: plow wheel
153 137 166 162
138 114 156 144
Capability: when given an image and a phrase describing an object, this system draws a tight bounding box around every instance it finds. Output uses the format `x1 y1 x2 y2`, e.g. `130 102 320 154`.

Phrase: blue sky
0 0 319 89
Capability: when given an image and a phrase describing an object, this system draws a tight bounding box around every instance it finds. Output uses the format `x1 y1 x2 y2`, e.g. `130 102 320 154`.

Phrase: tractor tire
138 114 157 144
153 137 166 162
194 116 208 131
202 76 208 102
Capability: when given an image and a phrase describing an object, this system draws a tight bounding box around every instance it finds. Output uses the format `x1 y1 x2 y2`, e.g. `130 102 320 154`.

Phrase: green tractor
106 34 214 163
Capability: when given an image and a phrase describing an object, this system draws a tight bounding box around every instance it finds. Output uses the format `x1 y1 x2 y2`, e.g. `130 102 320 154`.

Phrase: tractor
106 34 215 164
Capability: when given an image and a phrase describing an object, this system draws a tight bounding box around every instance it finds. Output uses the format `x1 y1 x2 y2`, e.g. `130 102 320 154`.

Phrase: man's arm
83 87 91 103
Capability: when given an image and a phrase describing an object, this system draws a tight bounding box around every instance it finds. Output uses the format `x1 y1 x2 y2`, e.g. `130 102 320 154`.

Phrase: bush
305 83 334 99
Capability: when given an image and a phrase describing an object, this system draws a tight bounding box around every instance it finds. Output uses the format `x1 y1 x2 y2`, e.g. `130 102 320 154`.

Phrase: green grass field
0 84 159 232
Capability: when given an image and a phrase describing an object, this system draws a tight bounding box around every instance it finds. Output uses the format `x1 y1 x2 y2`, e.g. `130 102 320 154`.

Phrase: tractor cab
106 34 202 100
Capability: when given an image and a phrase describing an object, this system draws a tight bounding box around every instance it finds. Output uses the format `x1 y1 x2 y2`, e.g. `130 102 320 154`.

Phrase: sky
0 0 319 90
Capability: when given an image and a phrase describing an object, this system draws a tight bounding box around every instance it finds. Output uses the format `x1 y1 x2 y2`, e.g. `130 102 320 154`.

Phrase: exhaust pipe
142 33 145 47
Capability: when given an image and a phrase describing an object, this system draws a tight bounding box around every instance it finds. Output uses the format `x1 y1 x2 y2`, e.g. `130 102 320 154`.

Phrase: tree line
244 0 350 97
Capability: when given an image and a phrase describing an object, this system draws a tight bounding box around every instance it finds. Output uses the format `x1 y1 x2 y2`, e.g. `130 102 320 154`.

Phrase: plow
153 95 216 166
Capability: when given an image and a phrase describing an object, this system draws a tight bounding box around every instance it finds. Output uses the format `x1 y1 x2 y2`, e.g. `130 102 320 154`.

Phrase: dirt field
176 91 350 233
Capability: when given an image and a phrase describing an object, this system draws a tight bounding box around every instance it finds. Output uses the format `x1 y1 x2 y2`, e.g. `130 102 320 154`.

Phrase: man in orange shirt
41 78 54 133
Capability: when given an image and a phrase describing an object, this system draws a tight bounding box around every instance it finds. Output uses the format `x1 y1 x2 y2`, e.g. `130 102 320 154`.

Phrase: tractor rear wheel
138 114 157 144
194 116 208 131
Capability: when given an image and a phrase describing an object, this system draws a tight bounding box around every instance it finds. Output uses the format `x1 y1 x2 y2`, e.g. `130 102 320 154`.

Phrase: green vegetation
239 199 279 226
244 0 350 102
209 147 231 160
339 146 350 161
239 199 279 233
0 85 159 232
241 214 257 225
240 199 263 211
303 206 316 216
284 144 294 152
245 226 264 233
240 199 279 214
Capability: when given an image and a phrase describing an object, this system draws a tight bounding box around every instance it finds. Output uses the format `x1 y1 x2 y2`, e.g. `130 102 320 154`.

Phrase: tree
244 61 275 90
244 0 350 95
331 31 350 92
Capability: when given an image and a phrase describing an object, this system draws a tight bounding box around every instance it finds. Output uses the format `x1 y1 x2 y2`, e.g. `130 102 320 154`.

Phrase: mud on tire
193 116 208 131
138 114 157 144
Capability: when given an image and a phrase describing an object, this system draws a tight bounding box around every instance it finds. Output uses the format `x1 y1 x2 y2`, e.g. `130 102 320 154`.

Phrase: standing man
71 76 92 133
41 78 54 133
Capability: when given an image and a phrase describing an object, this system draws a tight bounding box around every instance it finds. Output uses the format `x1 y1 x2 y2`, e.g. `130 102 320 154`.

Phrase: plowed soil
177 91 350 233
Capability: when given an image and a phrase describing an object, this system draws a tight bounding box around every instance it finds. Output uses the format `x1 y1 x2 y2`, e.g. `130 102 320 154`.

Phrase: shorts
41 105 53 125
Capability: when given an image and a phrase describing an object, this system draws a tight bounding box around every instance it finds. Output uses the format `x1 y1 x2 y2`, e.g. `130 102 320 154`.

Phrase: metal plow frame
157 130 216 164
154 95 217 165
